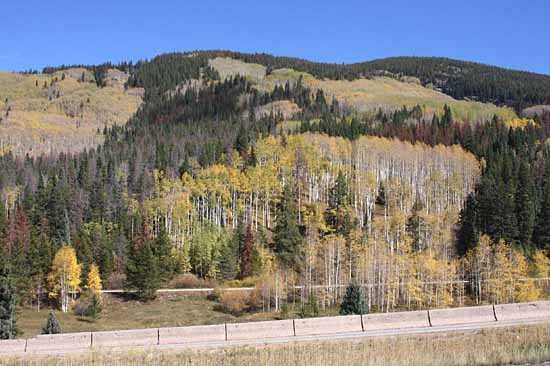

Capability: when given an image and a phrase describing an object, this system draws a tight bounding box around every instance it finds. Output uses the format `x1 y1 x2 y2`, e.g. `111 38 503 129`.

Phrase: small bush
216 291 249 316
86 294 102 320
104 272 126 290
223 278 256 288
168 273 213 289
42 311 61 334
207 287 223 301
300 295 320 318
246 288 261 311
73 297 91 317
73 293 103 320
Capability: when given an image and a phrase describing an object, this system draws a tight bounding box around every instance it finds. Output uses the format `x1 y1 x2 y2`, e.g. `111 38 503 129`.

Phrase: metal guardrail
1 301 549 355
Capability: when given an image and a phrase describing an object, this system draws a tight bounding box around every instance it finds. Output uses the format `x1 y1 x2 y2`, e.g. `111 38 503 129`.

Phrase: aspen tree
86 263 102 294
48 246 81 312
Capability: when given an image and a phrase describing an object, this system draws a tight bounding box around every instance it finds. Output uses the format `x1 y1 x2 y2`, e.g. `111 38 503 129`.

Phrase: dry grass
17 294 234 337
208 57 266 83
3 324 550 366
16 293 315 338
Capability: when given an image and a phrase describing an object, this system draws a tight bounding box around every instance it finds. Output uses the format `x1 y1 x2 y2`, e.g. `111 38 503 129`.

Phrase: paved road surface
17 316 550 356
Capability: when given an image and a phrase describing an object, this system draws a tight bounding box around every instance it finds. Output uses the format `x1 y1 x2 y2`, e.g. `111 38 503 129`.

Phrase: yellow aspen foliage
532 250 550 296
48 246 82 312
86 263 102 294
510 249 540 302
532 250 550 279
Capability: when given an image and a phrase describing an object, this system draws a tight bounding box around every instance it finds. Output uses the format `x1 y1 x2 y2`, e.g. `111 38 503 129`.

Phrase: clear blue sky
2 0 549 74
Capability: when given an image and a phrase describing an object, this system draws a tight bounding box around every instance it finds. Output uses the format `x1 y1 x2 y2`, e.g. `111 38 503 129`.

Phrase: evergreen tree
376 184 386 206
219 223 242 280
239 224 254 278
46 176 68 246
37 217 53 274
0 200 6 238
406 198 428 251
340 282 367 315
41 311 61 334
154 224 173 281
218 239 238 281
234 125 249 156
457 194 479 256
534 173 550 249
75 233 93 278
85 293 102 321
125 224 160 300
247 146 257 167
440 104 453 127
0 267 17 339
325 171 353 236
498 156 519 242
515 159 536 248
273 182 303 270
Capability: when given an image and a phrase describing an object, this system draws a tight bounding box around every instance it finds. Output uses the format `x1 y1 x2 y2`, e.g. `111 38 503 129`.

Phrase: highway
149 316 550 350
13 316 550 356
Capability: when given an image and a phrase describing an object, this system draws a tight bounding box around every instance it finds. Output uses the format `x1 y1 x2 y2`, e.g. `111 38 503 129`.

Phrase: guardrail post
427 310 432 327
492 304 498 322
292 319 296 336
157 328 160 345
360 314 365 331
90 332 93 348
224 323 228 341
24 339 27 353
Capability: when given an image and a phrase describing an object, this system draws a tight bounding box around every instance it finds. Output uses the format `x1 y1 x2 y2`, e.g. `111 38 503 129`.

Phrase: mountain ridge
32 50 550 112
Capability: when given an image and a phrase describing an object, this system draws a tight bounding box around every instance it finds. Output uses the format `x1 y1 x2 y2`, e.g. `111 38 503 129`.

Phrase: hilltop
207 56 515 123
194 50 550 110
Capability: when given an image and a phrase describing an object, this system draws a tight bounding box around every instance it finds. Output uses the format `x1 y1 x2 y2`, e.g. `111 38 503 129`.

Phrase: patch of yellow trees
47 246 102 312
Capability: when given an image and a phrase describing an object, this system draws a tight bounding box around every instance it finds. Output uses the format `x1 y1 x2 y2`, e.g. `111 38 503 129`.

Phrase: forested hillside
1 51 550 332
0 68 142 157
206 57 515 123
186 51 550 111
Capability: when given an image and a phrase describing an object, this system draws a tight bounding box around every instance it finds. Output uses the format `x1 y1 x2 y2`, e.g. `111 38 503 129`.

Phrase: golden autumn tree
532 250 550 296
510 249 540 303
86 263 102 294
48 246 81 312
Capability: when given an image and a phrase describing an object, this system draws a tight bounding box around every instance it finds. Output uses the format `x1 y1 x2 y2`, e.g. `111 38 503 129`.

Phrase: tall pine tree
457 194 479 256
515 159 535 248
534 173 550 249
239 224 254 278
273 182 303 270
125 223 160 300
0 266 17 339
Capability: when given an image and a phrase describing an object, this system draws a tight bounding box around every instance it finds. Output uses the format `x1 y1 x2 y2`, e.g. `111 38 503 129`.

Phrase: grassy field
16 293 338 338
3 324 550 366
208 57 517 124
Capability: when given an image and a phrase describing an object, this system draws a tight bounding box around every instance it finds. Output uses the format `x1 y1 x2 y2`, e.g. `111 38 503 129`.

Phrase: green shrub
42 311 61 334
340 282 368 315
